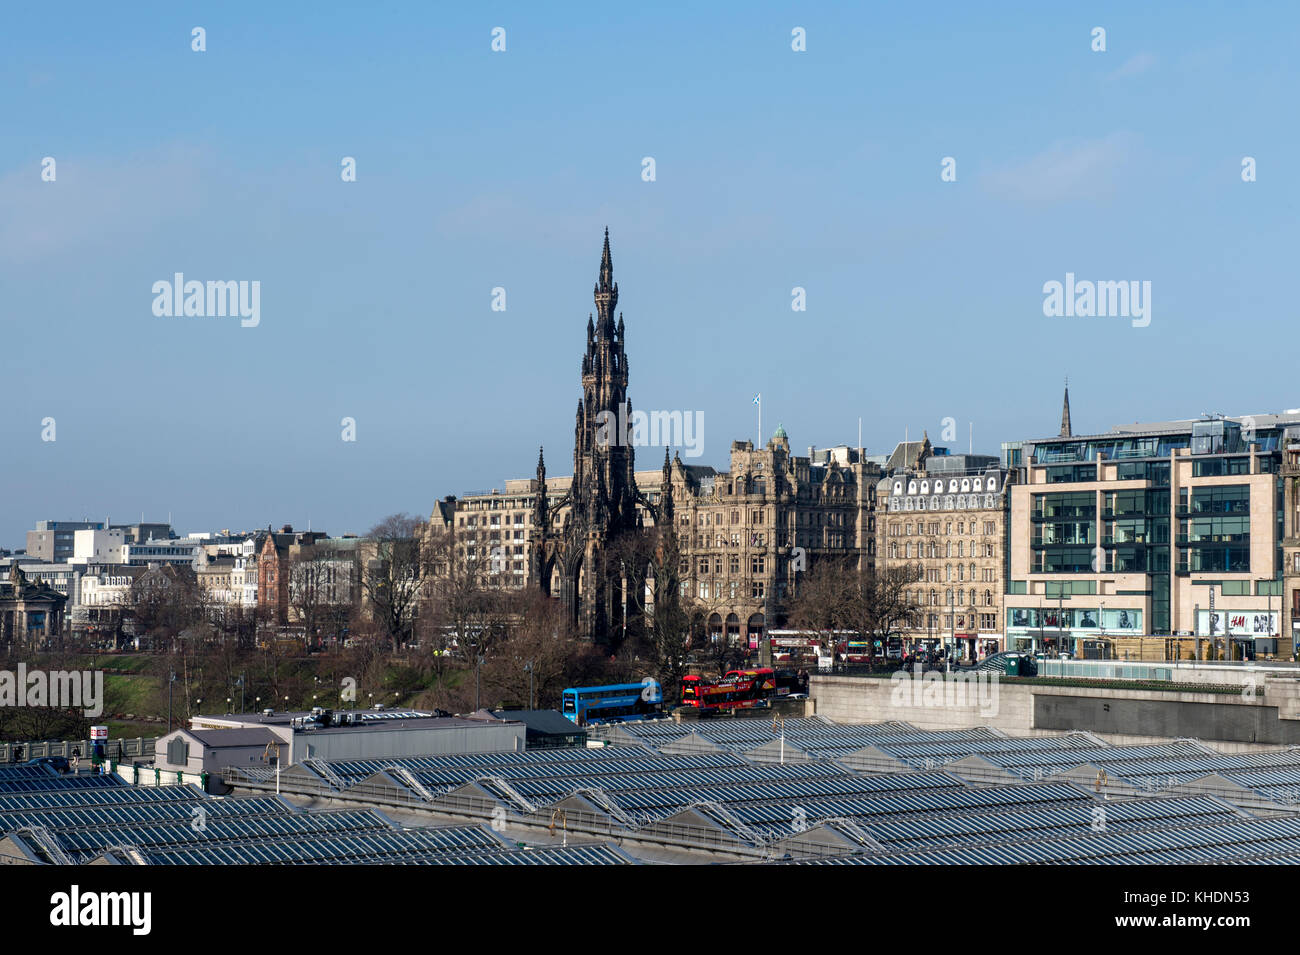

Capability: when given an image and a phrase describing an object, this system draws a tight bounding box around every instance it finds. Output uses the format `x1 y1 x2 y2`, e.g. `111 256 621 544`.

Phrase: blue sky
2 1 1296 546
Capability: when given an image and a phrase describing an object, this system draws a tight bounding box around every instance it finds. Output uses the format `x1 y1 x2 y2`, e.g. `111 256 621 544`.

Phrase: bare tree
788 557 923 661
611 521 690 703
128 564 204 648
479 591 608 710
687 598 748 677
369 513 422 539
363 514 428 652
786 555 856 653
291 549 357 648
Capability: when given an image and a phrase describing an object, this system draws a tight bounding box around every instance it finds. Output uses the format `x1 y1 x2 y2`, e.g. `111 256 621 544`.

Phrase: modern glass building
1004 413 1290 659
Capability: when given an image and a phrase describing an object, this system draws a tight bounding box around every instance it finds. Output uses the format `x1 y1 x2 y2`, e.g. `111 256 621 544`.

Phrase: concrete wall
812 673 1300 747
292 723 526 762
1044 659 1300 688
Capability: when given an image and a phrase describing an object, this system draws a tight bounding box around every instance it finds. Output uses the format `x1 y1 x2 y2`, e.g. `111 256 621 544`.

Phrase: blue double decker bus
561 680 663 727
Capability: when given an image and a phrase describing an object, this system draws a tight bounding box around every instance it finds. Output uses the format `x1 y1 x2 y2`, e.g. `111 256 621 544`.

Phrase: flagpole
758 396 762 447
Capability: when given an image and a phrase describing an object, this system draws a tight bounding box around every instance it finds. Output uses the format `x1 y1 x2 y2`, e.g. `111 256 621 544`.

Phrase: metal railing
1036 659 1174 682
302 758 349 792
19 826 76 866
475 775 538 815
389 766 436 802
0 737 158 763
572 786 642 829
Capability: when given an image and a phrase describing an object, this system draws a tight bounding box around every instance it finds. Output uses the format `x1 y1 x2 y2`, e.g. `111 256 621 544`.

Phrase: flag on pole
753 394 761 404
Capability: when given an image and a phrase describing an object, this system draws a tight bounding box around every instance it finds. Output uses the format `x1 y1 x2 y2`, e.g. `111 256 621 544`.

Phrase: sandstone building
427 231 881 649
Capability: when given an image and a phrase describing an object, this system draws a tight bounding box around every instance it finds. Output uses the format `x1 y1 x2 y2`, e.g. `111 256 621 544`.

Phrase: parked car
26 756 71 774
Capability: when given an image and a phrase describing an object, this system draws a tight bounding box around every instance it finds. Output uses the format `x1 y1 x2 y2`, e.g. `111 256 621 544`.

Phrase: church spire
660 447 674 524
1060 379 1073 437
534 446 549 530
593 226 618 334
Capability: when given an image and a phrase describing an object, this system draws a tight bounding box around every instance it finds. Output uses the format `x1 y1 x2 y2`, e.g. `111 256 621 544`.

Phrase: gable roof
175 727 280 749
489 710 584 737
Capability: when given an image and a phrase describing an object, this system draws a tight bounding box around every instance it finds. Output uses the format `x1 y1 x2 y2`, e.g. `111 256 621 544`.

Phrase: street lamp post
1058 591 1066 658
1038 600 1044 654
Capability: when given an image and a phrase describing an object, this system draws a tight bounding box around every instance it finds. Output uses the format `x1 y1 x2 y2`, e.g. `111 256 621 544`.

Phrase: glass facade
1045 464 1097 484
1179 485 1250 574
1101 488 1170 577
1193 457 1251 477
1115 461 1170 485
1020 418 1290 641
1006 607 1142 631
1032 491 1095 573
